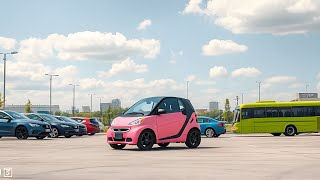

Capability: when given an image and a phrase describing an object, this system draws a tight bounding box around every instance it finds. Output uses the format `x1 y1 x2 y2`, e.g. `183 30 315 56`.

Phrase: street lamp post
187 81 189 99
256 81 261 102
45 74 59 114
0 51 18 110
97 96 104 115
69 84 79 116
88 94 96 116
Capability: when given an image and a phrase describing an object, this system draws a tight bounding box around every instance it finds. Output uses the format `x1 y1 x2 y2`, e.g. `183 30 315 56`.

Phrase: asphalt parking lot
0 133 320 180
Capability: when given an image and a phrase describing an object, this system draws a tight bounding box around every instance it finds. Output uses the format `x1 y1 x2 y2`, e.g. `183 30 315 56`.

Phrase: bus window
279 107 292 117
303 107 316 116
254 108 266 118
242 108 253 119
292 107 304 117
316 106 320 116
265 107 279 117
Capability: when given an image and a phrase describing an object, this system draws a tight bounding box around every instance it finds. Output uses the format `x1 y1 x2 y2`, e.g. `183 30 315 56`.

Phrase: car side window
158 98 180 114
28 114 42 121
203 119 210 123
0 112 8 119
178 99 185 112
196 118 204 123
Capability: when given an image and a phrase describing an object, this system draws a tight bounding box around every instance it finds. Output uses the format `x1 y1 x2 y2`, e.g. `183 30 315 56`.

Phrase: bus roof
240 101 320 108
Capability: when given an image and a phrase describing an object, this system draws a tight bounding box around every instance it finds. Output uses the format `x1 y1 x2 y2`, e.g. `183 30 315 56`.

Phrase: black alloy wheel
137 130 155 151
185 128 201 148
15 126 29 139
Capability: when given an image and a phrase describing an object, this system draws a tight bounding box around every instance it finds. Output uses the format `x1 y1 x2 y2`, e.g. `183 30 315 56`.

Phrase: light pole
256 81 261 102
0 51 18 110
97 96 104 115
45 74 59 114
186 81 189 99
89 93 96 116
69 84 79 116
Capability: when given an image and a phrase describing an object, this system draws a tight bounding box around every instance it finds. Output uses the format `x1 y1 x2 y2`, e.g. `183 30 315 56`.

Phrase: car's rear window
90 119 99 124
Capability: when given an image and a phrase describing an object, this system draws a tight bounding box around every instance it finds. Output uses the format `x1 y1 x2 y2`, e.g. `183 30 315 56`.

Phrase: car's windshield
41 114 60 122
60 116 77 123
123 97 162 116
6 111 29 120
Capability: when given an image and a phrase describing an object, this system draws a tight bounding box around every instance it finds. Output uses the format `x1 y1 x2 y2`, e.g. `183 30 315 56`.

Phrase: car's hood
17 119 50 125
111 116 143 126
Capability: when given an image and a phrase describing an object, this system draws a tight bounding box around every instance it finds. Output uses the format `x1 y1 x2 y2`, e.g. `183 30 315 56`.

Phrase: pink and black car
106 96 201 150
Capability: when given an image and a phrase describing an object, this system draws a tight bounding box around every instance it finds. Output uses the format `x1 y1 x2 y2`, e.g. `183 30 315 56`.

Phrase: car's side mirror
157 108 166 115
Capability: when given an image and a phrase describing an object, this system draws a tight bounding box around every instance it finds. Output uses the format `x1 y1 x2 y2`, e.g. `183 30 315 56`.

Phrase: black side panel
159 98 195 141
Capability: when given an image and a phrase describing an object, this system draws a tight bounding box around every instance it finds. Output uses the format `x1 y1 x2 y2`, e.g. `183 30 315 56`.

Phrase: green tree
0 93 3 110
102 106 126 126
25 99 32 113
223 98 233 122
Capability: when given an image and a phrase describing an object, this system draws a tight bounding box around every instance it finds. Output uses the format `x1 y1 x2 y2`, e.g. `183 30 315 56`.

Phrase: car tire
185 128 201 149
110 144 126 150
77 135 83 136
158 143 170 148
137 129 156 151
0 136 2 138
205 128 215 138
36 136 46 139
65 135 72 138
15 126 29 140
271 133 281 136
49 127 59 138
213 134 221 138
89 133 95 136
284 125 297 136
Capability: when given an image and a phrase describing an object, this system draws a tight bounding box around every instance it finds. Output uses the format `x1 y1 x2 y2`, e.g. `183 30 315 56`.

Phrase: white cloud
265 76 297 84
137 19 152 30
182 0 204 14
169 50 183 64
185 75 197 82
0 37 17 50
209 66 228 78
202 39 248 56
195 80 216 86
99 58 148 77
289 83 304 89
17 31 160 62
231 67 261 78
183 0 320 35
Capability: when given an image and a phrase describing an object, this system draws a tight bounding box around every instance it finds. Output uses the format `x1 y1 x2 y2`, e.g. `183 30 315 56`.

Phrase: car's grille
112 128 130 132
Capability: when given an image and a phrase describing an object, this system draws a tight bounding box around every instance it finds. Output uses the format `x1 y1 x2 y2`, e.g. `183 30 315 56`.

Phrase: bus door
240 108 254 133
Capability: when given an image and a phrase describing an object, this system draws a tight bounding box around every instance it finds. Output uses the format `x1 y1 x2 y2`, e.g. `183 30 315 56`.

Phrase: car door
156 98 186 140
0 112 13 136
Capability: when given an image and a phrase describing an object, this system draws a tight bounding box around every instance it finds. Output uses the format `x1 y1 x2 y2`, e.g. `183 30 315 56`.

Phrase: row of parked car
0 110 102 139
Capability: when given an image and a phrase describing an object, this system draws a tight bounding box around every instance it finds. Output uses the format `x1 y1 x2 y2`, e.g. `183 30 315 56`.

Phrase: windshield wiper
126 112 145 115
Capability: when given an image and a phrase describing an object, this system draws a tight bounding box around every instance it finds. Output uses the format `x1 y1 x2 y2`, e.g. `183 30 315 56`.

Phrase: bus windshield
233 109 240 123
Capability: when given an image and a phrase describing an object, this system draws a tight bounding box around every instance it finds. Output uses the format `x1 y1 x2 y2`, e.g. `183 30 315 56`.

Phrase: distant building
292 93 320 101
111 99 121 108
6 105 60 114
209 101 219 111
196 109 208 114
100 103 111 112
82 106 91 112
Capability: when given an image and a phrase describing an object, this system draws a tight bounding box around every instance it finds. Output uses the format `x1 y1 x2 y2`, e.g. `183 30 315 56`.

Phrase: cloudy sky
0 0 320 111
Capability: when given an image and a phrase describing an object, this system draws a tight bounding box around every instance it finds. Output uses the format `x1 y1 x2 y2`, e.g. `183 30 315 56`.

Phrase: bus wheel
271 133 281 136
284 125 297 136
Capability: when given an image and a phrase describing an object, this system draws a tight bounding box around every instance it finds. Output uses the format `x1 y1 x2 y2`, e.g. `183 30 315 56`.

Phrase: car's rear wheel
158 143 170 148
15 126 29 139
110 144 126 149
137 129 155 151
49 127 59 138
284 125 297 136
65 135 72 138
213 134 221 138
271 133 281 136
205 128 215 138
185 128 201 148
36 136 46 139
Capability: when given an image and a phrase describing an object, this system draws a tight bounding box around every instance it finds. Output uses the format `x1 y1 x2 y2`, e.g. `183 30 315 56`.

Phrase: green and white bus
232 101 320 136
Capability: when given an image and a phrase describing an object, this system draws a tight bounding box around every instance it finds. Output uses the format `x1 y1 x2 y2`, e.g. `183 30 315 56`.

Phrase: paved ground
0 133 320 180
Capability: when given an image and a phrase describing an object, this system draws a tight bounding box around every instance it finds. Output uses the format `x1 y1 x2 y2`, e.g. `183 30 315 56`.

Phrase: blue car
197 116 226 138
24 113 80 138
0 110 51 139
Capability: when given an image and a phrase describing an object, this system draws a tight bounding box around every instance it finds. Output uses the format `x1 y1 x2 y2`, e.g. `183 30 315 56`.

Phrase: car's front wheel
36 136 46 139
205 128 215 138
137 129 156 151
15 126 29 139
110 144 126 149
185 128 201 148
49 127 59 138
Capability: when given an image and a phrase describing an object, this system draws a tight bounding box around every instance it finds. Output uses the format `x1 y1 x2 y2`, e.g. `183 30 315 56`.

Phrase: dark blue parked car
54 116 87 136
0 110 51 139
197 116 226 138
24 113 79 138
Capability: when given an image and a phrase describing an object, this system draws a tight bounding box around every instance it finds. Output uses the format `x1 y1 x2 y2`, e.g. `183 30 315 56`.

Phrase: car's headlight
61 125 70 128
128 118 145 125
29 123 41 127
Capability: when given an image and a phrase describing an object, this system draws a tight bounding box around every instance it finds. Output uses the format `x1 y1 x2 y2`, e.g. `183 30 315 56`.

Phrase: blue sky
0 0 320 111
